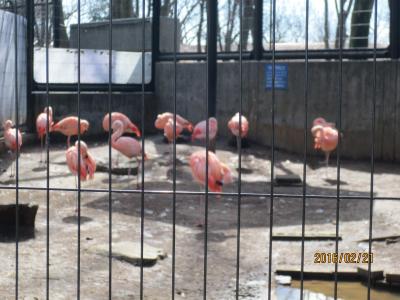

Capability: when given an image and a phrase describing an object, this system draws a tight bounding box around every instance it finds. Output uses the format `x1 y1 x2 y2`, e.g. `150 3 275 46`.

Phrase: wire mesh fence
0 0 398 299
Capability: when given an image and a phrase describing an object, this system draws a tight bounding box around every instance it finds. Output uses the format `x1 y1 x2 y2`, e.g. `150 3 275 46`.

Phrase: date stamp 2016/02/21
314 252 374 264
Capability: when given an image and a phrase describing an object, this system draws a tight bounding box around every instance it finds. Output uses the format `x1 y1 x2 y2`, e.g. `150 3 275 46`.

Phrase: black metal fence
0 0 395 299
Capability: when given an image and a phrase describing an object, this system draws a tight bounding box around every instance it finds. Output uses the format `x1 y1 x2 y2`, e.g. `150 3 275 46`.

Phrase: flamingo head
3 120 13 130
111 120 124 132
80 120 90 133
312 117 327 127
44 106 53 116
311 124 324 136
75 140 88 154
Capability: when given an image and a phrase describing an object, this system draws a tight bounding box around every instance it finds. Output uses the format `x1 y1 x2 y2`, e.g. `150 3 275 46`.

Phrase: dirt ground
0 135 399 299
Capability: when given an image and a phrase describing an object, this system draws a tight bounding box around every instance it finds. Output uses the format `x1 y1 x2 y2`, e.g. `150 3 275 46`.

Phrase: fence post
207 0 217 152
253 0 263 60
390 0 400 59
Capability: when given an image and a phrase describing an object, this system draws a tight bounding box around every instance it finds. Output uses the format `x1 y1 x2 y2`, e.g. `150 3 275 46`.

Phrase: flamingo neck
111 126 123 143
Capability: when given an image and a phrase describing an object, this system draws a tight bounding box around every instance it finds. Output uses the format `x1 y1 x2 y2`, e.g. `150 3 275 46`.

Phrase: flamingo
163 118 183 163
191 117 218 142
189 150 232 226
155 112 193 132
36 106 54 163
3 120 22 178
102 112 141 137
228 112 249 154
66 140 96 213
111 120 148 188
52 116 89 148
312 117 335 129
311 122 339 176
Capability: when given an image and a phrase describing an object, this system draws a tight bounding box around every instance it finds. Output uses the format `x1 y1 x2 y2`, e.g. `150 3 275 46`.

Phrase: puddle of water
291 280 400 300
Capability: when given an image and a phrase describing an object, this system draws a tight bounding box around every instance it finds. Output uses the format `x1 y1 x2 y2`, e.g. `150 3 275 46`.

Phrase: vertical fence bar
367 1 378 299
108 0 113 299
13 0 20 298
52 0 60 48
77 0 82 298
334 0 344 298
171 0 178 297
45 0 50 298
26 0 34 132
300 0 309 299
253 0 263 60
389 0 400 59
140 0 146 298
267 0 276 299
235 0 243 298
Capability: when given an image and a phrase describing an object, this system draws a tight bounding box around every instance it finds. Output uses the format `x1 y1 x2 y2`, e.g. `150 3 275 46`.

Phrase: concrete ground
0 135 399 299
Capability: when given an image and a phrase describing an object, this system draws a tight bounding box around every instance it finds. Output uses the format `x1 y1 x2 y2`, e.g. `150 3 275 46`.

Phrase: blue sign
265 63 288 90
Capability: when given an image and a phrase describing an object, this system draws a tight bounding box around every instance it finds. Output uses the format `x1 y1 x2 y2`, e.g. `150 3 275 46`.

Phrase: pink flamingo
311 121 339 175
312 117 335 129
155 112 193 132
189 150 232 225
52 116 89 148
111 120 148 188
36 106 54 163
228 112 249 154
3 120 22 178
102 112 141 137
163 118 183 162
66 140 96 212
192 117 218 142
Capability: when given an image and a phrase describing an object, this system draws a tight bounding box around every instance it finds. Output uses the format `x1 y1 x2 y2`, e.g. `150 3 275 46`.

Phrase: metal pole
389 0 400 59
207 0 217 152
253 0 263 60
52 0 61 48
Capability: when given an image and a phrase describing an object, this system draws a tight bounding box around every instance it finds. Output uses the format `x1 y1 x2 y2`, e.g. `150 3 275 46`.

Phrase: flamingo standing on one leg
111 120 148 188
66 140 96 213
228 112 249 154
155 112 193 132
36 106 54 163
52 116 89 148
163 118 183 163
189 150 232 226
3 120 22 178
102 112 141 137
311 122 339 177
191 117 218 144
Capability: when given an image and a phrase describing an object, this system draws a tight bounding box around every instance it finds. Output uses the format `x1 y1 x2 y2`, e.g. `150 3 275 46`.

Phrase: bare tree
334 0 355 48
324 0 330 48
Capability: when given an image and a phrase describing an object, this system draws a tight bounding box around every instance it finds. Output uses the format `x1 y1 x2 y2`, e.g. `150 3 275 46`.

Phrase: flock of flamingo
2 110 338 205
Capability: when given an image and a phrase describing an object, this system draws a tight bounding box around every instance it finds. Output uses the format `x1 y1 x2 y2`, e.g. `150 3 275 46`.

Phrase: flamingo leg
324 151 330 178
197 185 204 227
115 153 120 167
136 157 140 189
9 151 15 178
40 135 43 163
67 136 71 149
74 175 78 215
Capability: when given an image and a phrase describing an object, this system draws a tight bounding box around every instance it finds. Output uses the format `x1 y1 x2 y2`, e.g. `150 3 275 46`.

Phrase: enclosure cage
0 0 399 299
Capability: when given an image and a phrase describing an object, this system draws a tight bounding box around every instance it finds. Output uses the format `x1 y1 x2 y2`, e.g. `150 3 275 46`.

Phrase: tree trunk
243 0 254 51
160 0 172 16
334 0 354 48
349 0 374 48
197 0 205 52
324 0 330 48
113 0 134 18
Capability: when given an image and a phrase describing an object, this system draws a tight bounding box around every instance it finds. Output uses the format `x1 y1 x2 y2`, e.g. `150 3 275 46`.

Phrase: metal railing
0 0 390 299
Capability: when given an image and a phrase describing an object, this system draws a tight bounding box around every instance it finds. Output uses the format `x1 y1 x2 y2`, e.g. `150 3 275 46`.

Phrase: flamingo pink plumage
164 118 184 143
155 112 193 132
191 117 218 142
228 112 249 138
66 140 96 212
111 120 147 187
102 112 141 137
36 106 54 162
311 117 339 173
3 120 22 178
52 116 89 148
189 150 232 193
